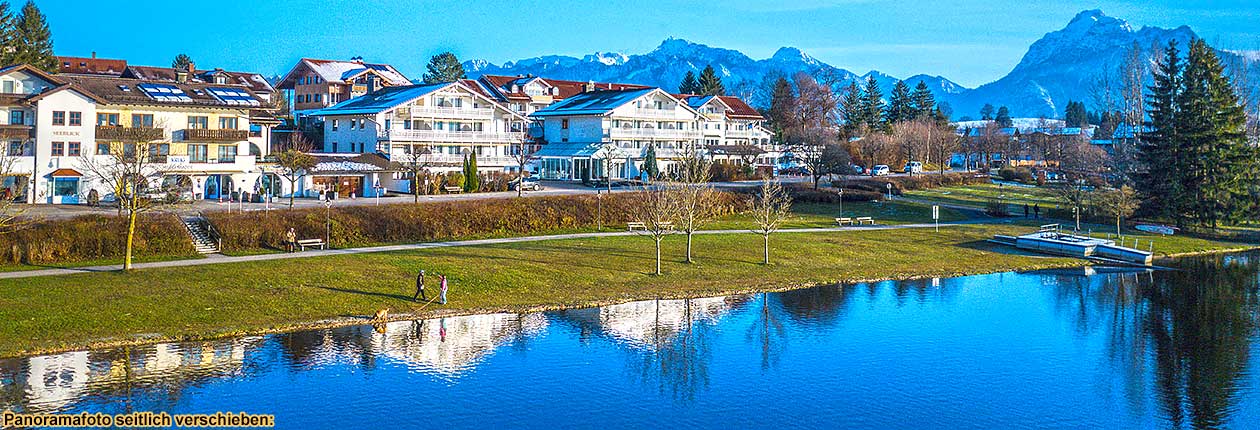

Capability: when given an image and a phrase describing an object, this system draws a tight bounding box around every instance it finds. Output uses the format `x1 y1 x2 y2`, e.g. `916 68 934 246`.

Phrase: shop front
47 168 82 205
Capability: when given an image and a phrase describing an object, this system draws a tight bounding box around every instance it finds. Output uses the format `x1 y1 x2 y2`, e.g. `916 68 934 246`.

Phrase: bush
444 172 465 191
998 166 1018 182
0 214 196 265
711 163 758 182
985 198 1010 217
207 192 748 252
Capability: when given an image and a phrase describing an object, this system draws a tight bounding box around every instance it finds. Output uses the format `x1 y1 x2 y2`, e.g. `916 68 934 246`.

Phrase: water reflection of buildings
1 337 262 413
556 296 747 350
276 313 547 379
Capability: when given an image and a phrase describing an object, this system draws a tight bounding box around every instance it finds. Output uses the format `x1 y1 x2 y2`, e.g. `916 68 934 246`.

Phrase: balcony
183 128 249 142
0 125 33 140
379 129 523 143
627 108 680 118
400 106 495 119
397 152 516 167
96 125 163 141
724 128 766 139
0 93 27 106
608 127 702 140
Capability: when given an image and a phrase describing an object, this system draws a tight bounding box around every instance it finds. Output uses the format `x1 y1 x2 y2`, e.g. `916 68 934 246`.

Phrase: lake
3 252 1260 429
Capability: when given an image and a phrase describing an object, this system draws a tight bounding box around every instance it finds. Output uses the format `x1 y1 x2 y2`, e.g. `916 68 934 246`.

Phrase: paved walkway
0 219 996 280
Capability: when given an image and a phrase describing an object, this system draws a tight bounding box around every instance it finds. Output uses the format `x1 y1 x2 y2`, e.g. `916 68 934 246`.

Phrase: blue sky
39 0 1260 88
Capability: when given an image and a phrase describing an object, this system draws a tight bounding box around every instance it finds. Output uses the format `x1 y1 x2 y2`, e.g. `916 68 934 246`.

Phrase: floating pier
992 224 1154 266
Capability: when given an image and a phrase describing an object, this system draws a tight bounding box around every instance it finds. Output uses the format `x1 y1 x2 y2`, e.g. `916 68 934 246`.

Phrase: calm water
4 254 1260 429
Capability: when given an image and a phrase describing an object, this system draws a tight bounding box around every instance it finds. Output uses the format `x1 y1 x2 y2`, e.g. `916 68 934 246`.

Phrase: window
96 143 109 155
314 94 322 103
53 178 78 197
9 110 24 125
69 112 82 126
561 119 569 129
96 113 119 126
68 142 81 156
331 119 338 131
51 111 65 125
218 145 237 162
219 117 237 129
132 114 154 127
1 81 13 93
51 141 64 156
8 140 31 156
187 116 208 129
149 143 169 160
189 144 208 163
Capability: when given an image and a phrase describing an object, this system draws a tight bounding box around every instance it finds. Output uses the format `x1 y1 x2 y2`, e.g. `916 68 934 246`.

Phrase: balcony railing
0 93 27 105
0 125 33 140
399 106 495 118
183 128 249 142
724 128 766 138
379 129 523 143
627 108 680 118
397 152 516 166
95 125 164 141
608 127 702 139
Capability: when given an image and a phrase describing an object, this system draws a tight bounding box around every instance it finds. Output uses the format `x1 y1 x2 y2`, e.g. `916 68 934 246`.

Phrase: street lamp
324 199 332 248
837 187 844 218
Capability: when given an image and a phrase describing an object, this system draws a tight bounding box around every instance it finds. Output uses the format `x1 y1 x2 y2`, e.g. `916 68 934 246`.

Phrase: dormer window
215 75 228 84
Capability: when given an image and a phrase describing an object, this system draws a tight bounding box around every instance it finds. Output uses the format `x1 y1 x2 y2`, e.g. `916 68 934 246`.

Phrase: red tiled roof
50 168 82 177
476 74 651 102
718 96 764 120
57 56 127 76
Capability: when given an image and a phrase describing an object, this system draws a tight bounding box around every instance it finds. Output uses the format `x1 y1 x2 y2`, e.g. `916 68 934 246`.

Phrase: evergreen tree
697 65 725 96
860 76 885 130
1064 101 1089 127
642 144 659 180
171 53 193 70
463 152 480 192
11 0 54 72
1176 39 1251 226
980 103 995 120
886 80 914 124
994 106 1013 127
422 52 465 84
1139 40 1183 224
909 80 936 118
0 2 16 66
838 81 864 136
678 71 700 94
767 77 796 140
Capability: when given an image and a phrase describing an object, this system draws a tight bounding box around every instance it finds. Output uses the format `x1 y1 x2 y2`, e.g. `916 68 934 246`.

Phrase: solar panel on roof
207 87 260 106
137 83 193 103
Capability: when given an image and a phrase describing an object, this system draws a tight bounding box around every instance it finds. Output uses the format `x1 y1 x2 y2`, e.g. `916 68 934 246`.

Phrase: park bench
443 186 462 194
627 221 674 232
296 238 326 251
836 217 853 226
855 216 875 225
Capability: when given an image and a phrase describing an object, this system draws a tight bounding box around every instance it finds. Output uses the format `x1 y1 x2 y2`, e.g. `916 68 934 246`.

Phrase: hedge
0 214 196 265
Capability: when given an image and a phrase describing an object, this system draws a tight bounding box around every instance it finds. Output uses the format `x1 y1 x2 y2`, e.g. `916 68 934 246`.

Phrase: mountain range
462 10 1256 119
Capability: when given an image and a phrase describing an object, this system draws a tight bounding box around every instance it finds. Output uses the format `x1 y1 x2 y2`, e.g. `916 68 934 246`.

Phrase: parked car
904 161 924 174
851 164 866 175
509 176 543 191
870 165 890 176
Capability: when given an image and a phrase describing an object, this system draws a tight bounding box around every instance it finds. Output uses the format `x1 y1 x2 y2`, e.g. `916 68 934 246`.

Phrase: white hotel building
310 81 528 194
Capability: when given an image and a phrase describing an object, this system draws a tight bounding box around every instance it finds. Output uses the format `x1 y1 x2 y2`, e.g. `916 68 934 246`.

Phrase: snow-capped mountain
463 37 966 109
461 10 1257 119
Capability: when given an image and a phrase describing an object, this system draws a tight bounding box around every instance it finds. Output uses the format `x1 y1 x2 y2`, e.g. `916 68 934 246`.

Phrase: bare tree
1056 138 1109 231
0 149 30 233
631 184 683 276
275 132 317 209
395 143 434 203
749 179 792 265
80 128 172 270
1097 185 1141 236
853 129 896 171
925 120 960 176
675 145 717 264
511 131 536 197
788 126 839 189
891 120 931 174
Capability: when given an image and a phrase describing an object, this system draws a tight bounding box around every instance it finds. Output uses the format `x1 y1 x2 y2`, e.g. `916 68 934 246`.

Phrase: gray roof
531 88 656 117
309 83 448 116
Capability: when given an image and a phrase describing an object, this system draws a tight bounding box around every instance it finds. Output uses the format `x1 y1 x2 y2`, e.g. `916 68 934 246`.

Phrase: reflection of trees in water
277 325 382 371
630 298 716 403
745 293 786 371
776 284 857 325
1049 254 1260 428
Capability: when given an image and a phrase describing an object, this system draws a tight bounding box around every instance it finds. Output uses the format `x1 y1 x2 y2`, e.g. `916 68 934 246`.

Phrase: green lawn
0 221 1248 358
906 183 1062 211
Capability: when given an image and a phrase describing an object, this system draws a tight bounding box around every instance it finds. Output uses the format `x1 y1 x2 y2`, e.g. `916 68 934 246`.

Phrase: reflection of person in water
439 318 447 342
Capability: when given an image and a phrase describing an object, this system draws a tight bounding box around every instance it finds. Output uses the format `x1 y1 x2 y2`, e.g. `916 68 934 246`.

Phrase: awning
534 142 604 158
50 168 82 177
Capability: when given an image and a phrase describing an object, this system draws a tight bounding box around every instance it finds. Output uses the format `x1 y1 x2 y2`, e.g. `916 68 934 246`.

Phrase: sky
37 0 1260 88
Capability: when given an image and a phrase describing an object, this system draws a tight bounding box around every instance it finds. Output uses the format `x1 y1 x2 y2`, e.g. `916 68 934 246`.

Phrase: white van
870 165 890 176
904 161 924 174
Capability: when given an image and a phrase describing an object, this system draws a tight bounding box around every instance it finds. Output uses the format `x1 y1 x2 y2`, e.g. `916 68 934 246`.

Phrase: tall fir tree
1176 39 1252 226
838 81 865 136
697 65 725 96
1139 40 1183 224
886 80 914 124
767 77 796 141
909 80 936 118
860 76 885 130
980 103 995 120
994 106 1013 127
678 71 700 94
0 1 15 66
11 0 54 72
1064 101 1089 127
171 53 193 70
642 144 659 179
422 52 465 84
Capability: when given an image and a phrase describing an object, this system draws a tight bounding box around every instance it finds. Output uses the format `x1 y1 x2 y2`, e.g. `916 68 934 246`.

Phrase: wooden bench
296 239 326 251
627 221 674 232
836 217 853 226
855 216 875 225
443 186 463 194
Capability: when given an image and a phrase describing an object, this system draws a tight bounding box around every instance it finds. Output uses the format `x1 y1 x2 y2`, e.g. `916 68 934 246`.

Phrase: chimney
187 61 195 74
584 80 595 92
90 51 96 59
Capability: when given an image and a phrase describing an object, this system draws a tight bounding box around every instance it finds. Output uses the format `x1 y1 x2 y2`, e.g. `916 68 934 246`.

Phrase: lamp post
837 187 844 218
324 199 331 248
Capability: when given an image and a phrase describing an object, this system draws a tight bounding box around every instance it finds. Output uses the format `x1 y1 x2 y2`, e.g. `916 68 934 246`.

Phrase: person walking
1033 204 1041 219
285 228 297 253
439 274 448 305
413 270 427 302
1023 203 1030 218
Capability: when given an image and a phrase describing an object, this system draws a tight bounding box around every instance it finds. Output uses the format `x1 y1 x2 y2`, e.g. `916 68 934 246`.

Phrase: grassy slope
0 220 1245 358
906 183 1060 209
